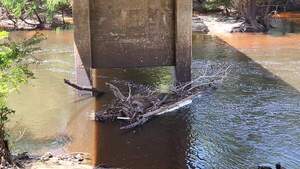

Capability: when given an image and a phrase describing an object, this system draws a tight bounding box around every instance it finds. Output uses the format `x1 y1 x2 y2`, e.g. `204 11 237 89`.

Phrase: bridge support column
74 44 92 96
73 0 192 93
73 0 93 95
175 0 192 83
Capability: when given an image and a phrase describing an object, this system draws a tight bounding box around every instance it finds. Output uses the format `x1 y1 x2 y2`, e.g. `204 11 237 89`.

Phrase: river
6 15 300 168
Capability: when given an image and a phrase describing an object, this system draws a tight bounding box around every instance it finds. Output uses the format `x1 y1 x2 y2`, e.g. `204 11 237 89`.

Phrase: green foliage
0 0 71 23
0 32 43 124
0 0 26 17
0 107 14 126
204 0 232 10
0 32 8 39
46 0 71 21
47 0 70 13
0 32 42 165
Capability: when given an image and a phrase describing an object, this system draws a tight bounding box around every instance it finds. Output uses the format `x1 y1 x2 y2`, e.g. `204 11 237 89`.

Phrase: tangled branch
95 64 232 130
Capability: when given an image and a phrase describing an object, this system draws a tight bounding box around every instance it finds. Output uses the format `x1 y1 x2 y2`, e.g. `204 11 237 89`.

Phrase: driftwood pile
65 64 231 130
95 65 231 130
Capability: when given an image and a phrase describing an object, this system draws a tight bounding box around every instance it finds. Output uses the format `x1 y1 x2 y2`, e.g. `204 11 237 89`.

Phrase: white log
142 92 202 118
117 117 131 120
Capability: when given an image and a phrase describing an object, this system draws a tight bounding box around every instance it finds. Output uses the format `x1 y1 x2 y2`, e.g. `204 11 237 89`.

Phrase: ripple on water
6 30 300 169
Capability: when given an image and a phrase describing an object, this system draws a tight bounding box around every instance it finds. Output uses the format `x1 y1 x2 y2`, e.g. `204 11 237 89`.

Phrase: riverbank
1 12 241 32
193 12 300 35
8 152 93 169
0 15 73 30
192 13 244 34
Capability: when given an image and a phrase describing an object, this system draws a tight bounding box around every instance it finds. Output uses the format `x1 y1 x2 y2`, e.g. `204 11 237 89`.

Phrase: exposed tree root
231 21 266 33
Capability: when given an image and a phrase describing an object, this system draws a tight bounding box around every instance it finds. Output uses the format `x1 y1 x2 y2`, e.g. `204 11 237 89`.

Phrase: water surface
6 16 300 168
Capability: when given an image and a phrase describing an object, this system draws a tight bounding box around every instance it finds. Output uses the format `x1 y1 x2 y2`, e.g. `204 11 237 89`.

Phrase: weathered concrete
73 0 92 94
175 0 192 82
90 0 175 68
73 0 192 88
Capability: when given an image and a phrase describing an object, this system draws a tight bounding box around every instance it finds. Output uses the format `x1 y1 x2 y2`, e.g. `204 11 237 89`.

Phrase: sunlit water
6 15 300 168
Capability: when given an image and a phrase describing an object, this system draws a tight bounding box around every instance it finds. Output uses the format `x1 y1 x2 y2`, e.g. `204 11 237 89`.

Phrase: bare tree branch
64 79 104 96
95 64 232 130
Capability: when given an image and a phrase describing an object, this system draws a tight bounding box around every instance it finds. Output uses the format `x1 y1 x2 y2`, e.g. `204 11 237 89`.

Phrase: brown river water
6 14 300 168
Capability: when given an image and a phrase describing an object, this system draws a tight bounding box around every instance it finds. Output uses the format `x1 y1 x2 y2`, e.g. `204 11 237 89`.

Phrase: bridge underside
73 0 192 93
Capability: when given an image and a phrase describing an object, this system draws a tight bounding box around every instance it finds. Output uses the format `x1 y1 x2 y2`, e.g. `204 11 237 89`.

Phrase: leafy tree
46 0 72 25
203 0 233 15
0 32 43 167
0 0 71 28
232 0 276 31
47 0 70 13
195 0 290 31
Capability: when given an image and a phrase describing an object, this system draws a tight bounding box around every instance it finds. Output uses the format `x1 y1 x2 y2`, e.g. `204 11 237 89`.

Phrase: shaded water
270 12 300 35
6 16 300 168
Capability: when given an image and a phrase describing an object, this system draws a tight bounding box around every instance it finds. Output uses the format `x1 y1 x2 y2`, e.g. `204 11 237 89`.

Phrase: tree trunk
4 10 17 29
61 9 65 25
244 0 265 32
262 0 273 31
246 0 256 22
0 129 12 167
33 9 45 29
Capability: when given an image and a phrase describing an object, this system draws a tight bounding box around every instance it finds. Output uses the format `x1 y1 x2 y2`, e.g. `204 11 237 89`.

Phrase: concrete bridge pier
73 0 192 94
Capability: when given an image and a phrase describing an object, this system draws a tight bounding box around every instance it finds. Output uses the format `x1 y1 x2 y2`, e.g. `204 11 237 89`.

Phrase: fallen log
119 92 201 130
143 93 196 118
64 79 104 96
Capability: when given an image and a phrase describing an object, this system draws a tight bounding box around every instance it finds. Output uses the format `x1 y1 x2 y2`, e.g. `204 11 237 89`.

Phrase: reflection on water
6 17 300 168
94 106 190 169
270 12 300 35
